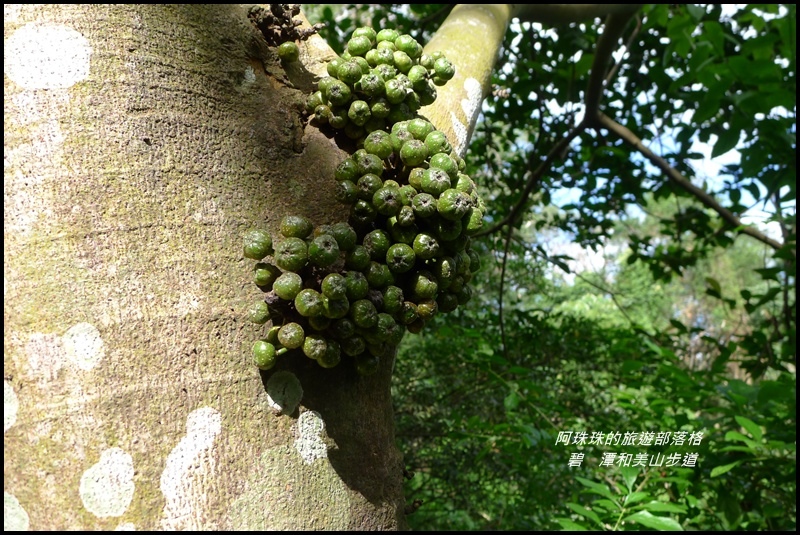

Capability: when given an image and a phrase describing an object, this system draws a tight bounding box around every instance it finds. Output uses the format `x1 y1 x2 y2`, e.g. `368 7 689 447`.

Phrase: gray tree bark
4 4 405 530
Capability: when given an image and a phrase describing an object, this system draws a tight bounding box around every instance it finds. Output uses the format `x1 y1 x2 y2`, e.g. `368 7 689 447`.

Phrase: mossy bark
4 4 405 530
419 4 512 157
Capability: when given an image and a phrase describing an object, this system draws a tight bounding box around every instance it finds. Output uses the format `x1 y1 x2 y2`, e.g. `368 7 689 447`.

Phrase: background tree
5 3 795 531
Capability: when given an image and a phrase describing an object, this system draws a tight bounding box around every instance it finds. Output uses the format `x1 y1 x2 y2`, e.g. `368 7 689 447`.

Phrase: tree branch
584 9 641 125
512 4 643 25
474 125 585 236
596 112 786 252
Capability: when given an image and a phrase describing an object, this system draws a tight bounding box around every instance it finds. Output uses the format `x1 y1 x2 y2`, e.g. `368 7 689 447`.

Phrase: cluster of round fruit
305 26 456 142
244 27 484 375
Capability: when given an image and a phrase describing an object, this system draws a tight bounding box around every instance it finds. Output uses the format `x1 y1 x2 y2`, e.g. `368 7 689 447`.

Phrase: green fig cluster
305 26 456 142
244 28 484 375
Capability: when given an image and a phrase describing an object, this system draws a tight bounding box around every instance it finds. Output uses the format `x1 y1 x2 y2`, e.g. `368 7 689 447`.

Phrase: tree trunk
4 4 405 530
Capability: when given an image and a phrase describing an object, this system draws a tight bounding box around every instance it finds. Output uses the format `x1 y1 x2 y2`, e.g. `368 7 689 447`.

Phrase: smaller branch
585 10 641 123
475 125 585 237
477 8 639 238
604 13 642 86
497 225 514 362
596 112 785 252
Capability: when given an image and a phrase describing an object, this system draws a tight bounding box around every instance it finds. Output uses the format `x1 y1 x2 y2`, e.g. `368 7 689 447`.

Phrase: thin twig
497 225 514 361
475 126 584 237
596 113 786 252
584 11 639 122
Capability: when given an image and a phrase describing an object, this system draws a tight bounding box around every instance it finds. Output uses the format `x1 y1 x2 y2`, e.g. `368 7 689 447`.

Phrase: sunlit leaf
624 511 684 531
711 460 744 478
566 503 603 528
735 415 763 442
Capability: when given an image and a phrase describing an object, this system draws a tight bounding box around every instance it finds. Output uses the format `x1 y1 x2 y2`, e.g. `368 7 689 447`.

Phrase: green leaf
623 491 651 506
593 499 621 512
686 4 706 21
712 127 741 158
555 518 588 531
705 276 721 295
575 477 617 501
624 510 684 531
504 391 521 411
718 445 759 454
735 415 763 442
635 501 688 514
725 430 758 449
711 460 743 478
620 466 640 492
566 502 603 528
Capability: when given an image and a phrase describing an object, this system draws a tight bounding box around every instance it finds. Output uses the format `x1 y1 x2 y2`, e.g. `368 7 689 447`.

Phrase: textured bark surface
4 4 405 530
420 4 512 157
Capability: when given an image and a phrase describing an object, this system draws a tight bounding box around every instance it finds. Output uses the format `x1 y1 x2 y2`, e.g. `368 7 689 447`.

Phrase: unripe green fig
421 167 452 197
342 335 367 357
394 34 423 59
411 192 437 219
278 41 300 62
337 59 363 85
330 317 356 340
437 189 472 221
353 150 384 175
357 173 384 201
350 299 378 329
386 243 416 274
295 288 324 317
278 322 305 349
321 273 347 300
327 222 358 252
407 118 435 140
372 186 402 217
253 262 281 288
376 28 399 43
334 179 358 204
364 261 394 289
413 232 440 260
274 237 308 272
273 271 303 300
352 27 377 43
317 340 341 368
280 215 313 239
335 157 359 182
348 99 371 126
429 153 458 179
248 301 271 324
326 79 352 106
399 139 428 167
363 130 393 159
302 334 328 360
347 35 372 57
323 296 350 319
308 234 340 267
433 57 456 81
424 131 451 156
253 340 278 369
243 229 274 260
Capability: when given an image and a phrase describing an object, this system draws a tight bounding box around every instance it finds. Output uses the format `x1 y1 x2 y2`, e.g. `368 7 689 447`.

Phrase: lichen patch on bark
4 492 30 531
159 407 222 530
4 22 92 90
79 448 135 518
63 322 105 371
4 381 19 433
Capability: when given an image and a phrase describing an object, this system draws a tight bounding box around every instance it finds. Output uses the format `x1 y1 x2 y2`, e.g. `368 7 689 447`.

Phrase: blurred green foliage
304 4 795 530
